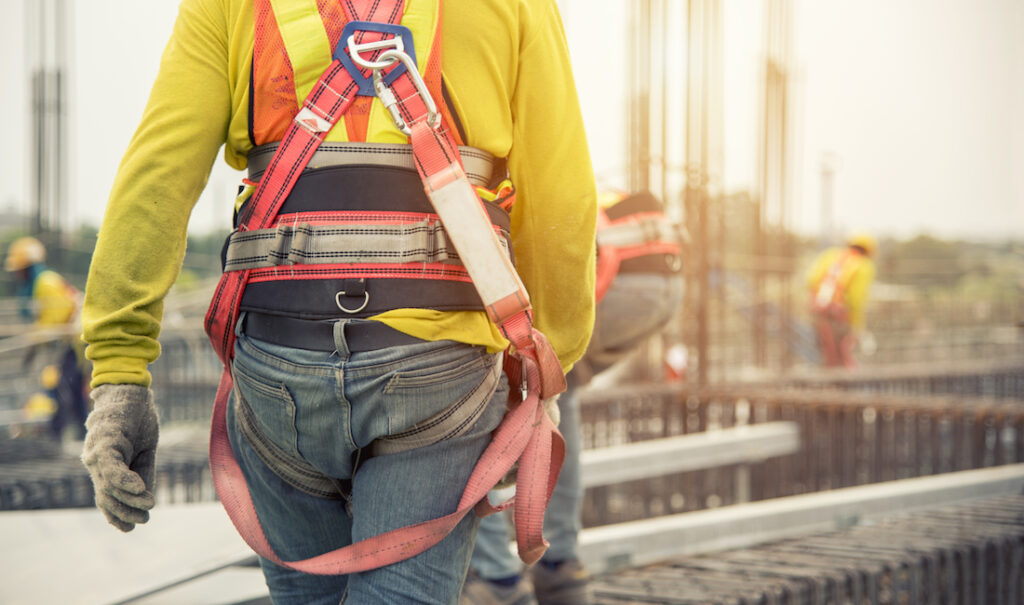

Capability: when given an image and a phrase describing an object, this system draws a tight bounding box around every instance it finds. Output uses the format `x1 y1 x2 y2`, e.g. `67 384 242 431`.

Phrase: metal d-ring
335 290 370 314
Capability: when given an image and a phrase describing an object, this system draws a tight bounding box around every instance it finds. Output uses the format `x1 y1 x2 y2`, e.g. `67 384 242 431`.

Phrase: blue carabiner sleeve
336 21 418 96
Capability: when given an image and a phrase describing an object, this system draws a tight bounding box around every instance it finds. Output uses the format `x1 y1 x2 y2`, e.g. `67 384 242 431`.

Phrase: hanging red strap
400 72 567 561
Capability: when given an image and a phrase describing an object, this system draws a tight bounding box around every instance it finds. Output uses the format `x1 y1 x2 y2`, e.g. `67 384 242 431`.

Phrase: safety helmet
4 236 46 271
846 232 877 257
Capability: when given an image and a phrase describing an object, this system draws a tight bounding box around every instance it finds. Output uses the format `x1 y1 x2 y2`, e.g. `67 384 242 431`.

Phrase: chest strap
248 141 499 187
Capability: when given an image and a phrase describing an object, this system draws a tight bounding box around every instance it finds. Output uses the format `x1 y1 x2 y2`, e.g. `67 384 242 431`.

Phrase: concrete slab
130 567 268 605
0 503 253 605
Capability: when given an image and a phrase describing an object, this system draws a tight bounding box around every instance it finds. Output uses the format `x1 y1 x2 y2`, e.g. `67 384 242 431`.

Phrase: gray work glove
81 384 160 532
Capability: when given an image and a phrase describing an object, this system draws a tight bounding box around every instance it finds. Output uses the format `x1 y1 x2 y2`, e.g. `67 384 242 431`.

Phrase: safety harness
811 249 855 321
204 0 565 574
595 192 685 303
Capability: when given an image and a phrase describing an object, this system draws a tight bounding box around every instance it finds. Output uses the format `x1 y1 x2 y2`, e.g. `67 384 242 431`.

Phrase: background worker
4 236 88 441
78 0 596 603
805 232 877 368
463 191 686 605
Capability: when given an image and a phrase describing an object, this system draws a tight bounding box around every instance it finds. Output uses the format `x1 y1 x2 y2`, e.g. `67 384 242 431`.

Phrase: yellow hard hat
847 232 877 257
5 236 46 271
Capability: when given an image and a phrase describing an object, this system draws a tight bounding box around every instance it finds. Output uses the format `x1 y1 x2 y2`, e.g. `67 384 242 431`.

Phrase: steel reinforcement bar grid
760 358 1024 400
0 429 212 511
590 493 1024 605
3 384 1022 513
142 340 1024 423
580 385 1024 527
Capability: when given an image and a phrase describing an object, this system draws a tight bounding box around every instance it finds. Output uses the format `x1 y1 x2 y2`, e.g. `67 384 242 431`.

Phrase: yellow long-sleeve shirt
805 247 876 332
83 0 596 387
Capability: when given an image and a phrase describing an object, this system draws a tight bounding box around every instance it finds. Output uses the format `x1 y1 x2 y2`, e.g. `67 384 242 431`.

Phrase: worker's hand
81 384 160 532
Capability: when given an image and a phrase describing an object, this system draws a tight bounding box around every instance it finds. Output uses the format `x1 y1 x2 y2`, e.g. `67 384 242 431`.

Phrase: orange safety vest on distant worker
810 249 853 319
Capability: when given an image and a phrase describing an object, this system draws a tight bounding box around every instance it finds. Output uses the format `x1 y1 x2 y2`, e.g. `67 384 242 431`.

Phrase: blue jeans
227 317 509 604
470 272 685 579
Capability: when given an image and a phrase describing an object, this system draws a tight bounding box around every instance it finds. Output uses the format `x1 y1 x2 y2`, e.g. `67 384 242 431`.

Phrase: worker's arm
82 0 231 388
505 0 597 373
80 0 234 534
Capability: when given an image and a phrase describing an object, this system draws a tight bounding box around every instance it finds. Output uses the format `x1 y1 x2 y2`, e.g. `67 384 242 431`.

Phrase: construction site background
1 215 1021 416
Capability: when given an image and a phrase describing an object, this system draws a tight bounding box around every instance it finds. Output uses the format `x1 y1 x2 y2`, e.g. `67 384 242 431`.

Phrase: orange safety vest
251 0 464 147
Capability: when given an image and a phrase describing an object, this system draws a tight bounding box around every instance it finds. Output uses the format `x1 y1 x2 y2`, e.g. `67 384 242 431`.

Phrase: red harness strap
409 117 566 562
204 0 565 574
811 249 852 319
594 208 619 304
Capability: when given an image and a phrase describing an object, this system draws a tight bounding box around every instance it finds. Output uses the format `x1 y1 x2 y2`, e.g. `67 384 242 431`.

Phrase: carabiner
348 35 403 71
370 49 441 135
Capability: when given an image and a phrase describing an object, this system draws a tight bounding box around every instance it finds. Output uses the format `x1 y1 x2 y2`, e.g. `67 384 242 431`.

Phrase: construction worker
5 236 88 441
79 1 596 603
805 233 877 368
463 191 686 605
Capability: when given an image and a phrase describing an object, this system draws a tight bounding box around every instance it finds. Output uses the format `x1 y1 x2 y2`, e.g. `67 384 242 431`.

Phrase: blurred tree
882 234 962 288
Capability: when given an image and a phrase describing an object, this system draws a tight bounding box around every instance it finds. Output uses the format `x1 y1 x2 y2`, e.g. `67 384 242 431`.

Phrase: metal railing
579 385 1024 527
756 357 1024 399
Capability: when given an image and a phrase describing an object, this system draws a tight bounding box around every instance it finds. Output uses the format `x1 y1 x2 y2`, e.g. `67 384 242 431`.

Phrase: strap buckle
337 21 417 97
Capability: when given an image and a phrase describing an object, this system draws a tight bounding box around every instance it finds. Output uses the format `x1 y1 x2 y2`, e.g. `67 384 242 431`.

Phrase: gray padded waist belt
597 215 684 249
223 219 511 272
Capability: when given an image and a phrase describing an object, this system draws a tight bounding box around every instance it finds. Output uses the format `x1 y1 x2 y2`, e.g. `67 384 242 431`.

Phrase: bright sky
1 0 1022 240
